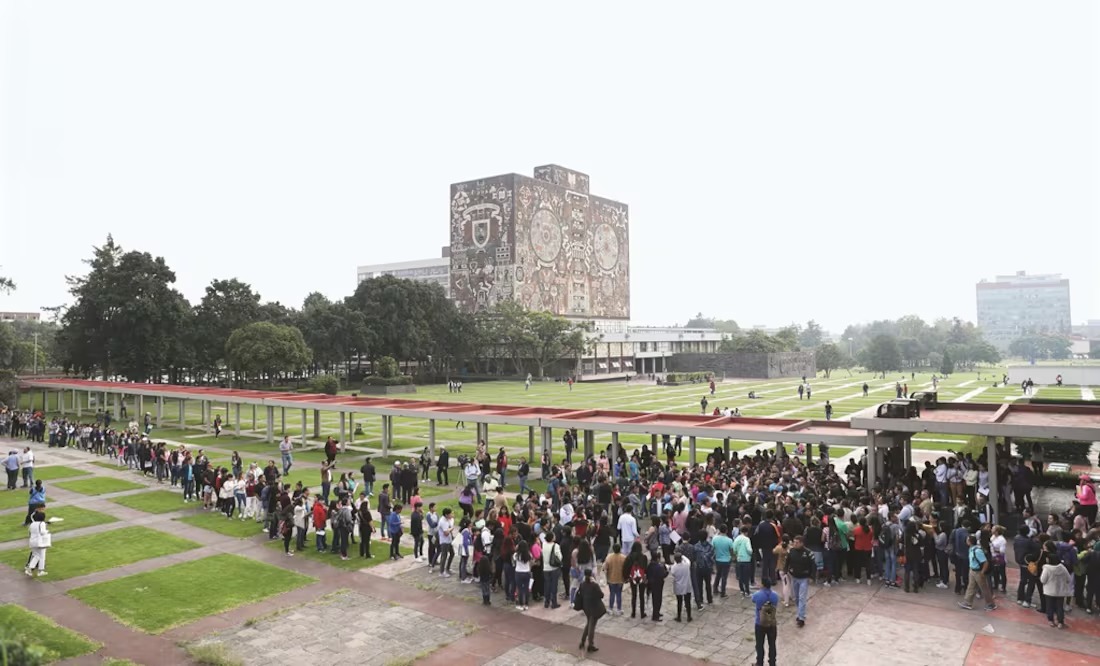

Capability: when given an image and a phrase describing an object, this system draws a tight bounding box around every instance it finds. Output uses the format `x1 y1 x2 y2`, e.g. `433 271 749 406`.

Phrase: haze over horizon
2 2 1097 333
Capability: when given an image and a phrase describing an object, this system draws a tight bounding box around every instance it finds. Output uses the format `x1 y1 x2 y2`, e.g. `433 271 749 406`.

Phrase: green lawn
176 512 263 539
0 506 117 543
68 554 315 633
91 460 129 471
265 537 413 570
56 477 147 496
32 465 90 481
0 526 201 580
110 490 190 514
0 605 101 662
0 490 31 510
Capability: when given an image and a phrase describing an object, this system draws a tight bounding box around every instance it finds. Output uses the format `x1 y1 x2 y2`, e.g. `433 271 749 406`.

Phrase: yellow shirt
605 552 626 584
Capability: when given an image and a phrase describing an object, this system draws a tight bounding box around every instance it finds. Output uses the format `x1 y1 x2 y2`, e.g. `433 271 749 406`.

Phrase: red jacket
312 501 327 530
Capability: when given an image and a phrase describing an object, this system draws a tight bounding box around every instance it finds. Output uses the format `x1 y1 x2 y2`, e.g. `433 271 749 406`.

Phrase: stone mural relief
450 176 514 314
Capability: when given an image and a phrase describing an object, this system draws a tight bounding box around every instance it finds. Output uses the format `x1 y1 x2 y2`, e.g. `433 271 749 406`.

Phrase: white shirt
934 464 947 483
438 516 454 544
19 450 34 469
617 513 639 543
559 503 574 525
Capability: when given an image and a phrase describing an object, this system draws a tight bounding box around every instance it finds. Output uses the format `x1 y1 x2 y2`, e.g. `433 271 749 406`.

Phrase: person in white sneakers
25 508 51 577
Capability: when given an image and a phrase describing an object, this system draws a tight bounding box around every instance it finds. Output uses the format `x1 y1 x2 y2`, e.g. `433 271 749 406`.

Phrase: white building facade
976 271 1071 351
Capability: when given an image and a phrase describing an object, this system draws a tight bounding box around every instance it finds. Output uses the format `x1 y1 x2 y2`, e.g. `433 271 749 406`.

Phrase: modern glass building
356 248 451 298
976 271 1071 351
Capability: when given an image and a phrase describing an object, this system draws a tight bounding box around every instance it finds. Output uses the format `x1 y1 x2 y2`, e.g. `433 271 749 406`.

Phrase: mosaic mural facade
450 166 630 319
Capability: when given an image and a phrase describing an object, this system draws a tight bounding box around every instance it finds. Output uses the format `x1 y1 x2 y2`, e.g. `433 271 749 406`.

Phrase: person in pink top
1076 474 1097 526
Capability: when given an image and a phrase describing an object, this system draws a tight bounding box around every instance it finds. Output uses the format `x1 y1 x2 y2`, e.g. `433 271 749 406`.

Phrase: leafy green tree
0 275 13 293
774 325 800 351
815 342 843 378
526 310 591 378
192 279 262 377
926 351 943 372
375 355 398 378
860 334 902 378
798 320 823 350
940 348 955 376
685 313 740 334
720 330 785 354
57 236 190 381
308 373 340 395
224 322 312 383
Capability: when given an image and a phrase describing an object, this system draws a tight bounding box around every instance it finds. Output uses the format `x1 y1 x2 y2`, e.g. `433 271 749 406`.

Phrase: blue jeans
316 531 327 551
882 548 897 585
21 468 33 487
736 562 753 595
791 576 809 621
499 469 507 487
516 571 531 606
519 474 529 494
714 562 731 595
281 453 293 475
363 481 373 496
608 582 623 611
544 569 561 607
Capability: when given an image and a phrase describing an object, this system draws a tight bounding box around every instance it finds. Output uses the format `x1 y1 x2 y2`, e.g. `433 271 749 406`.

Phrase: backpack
629 563 646 584
760 598 777 628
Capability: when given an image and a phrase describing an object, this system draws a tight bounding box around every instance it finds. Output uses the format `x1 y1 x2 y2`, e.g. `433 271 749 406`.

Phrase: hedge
308 374 340 395
665 372 713 383
363 375 414 386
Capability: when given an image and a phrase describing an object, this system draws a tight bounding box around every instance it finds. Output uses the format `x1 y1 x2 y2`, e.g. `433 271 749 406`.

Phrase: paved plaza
2 376 1099 665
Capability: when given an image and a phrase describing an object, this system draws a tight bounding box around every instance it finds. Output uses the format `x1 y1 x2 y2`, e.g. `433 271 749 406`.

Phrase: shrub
375 356 398 379
308 374 340 395
0 634 46 666
1012 440 1092 464
185 643 242 666
665 371 712 383
363 375 413 386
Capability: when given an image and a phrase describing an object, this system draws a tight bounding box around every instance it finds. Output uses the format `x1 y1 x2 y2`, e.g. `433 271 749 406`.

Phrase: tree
721 330 785 354
224 322 312 383
192 278 263 377
860 334 902 378
815 342 843 378
526 310 590 378
940 348 955 376
0 275 13 293
926 351 943 372
375 355 398 378
685 313 740 334
57 236 190 381
798 320 823 350
774 325 800 351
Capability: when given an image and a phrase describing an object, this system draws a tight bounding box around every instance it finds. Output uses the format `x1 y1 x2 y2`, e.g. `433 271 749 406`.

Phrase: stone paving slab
195 590 471 666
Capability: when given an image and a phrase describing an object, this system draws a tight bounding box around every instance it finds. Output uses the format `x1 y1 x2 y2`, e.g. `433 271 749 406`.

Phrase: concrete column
611 432 620 479
583 429 594 459
866 432 877 491
281 407 286 435
235 403 241 436
349 413 355 443
904 436 912 469
266 406 275 443
41 390 48 413
689 436 697 466
723 437 730 460
300 409 307 445
339 412 346 445
382 415 392 456
806 442 814 468
200 401 207 431
429 419 437 460
76 390 82 418
541 427 552 469
650 433 658 450
179 399 185 427
987 436 999 524
252 405 257 432
113 393 121 421
137 395 143 420
156 397 163 427
59 390 66 415
313 410 321 439
528 426 535 465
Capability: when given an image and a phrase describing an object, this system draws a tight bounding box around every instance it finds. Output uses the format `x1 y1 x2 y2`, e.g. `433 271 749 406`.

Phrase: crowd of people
5 399 1100 663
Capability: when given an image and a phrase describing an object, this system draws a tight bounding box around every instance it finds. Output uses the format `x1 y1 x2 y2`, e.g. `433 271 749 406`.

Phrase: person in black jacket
578 570 605 653
360 457 376 497
436 447 450 486
786 535 815 627
1013 525 1039 607
646 557 668 622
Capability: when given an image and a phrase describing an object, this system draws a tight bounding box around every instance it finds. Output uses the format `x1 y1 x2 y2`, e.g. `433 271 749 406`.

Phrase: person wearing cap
751 577 780 666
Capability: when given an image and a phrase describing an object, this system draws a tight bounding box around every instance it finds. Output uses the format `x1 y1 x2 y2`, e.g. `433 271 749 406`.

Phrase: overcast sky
2 2 1097 334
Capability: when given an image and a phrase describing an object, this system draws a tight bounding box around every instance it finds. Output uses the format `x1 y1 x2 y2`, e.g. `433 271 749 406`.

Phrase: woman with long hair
514 539 533 610
624 541 648 619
